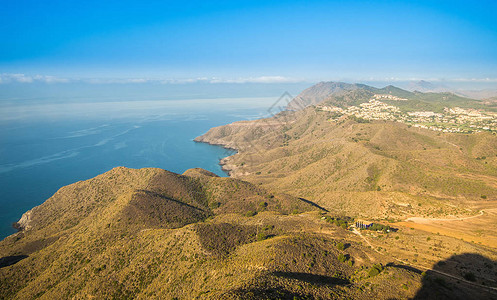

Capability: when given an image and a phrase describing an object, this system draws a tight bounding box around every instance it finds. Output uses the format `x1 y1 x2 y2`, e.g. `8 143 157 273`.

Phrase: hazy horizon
1 0 497 87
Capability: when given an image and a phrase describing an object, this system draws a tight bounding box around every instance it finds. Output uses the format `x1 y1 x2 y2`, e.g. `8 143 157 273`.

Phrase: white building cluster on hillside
318 98 497 134
373 94 408 101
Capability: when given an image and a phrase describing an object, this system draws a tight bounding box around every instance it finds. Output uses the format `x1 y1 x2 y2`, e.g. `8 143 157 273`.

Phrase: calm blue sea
0 96 280 240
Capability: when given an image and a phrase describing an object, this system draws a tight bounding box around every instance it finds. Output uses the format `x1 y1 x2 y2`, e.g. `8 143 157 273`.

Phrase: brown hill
1 168 496 298
196 107 497 220
193 102 497 298
1 167 419 299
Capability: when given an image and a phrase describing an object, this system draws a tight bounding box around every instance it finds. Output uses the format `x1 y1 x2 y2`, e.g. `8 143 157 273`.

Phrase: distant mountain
286 81 489 112
320 89 374 108
286 81 373 110
375 85 415 98
289 81 497 110
457 89 497 100
287 82 422 110
405 80 497 100
406 80 453 93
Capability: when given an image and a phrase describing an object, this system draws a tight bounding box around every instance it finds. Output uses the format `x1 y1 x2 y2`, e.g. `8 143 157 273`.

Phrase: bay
0 96 280 240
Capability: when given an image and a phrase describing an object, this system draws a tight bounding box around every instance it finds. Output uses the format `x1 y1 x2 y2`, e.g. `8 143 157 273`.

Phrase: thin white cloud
33 75 70 83
83 78 152 84
159 76 303 84
450 78 497 83
0 73 33 83
0 73 69 84
4 73 494 86
160 78 206 84
359 76 497 83
0 73 301 85
209 76 302 84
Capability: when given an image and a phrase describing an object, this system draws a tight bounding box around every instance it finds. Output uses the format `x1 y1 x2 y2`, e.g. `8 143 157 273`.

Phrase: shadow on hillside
225 272 350 299
386 262 423 274
271 271 350 286
298 197 329 212
0 255 28 269
413 253 497 300
135 190 207 212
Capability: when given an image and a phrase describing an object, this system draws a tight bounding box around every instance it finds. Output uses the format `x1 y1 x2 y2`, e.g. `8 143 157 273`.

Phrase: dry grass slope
0 166 496 299
196 106 497 221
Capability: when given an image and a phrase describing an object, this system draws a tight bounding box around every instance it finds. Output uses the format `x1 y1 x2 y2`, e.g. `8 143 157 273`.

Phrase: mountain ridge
2 166 495 299
286 81 493 112
287 81 373 110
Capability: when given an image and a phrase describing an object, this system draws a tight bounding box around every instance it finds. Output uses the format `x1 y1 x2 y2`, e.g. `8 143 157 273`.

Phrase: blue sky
1 0 496 83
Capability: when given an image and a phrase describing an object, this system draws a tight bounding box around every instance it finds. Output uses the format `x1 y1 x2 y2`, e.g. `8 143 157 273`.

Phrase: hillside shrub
257 232 268 241
245 210 257 217
364 223 392 233
259 201 268 210
325 216 352 229
209 201 221 209
368 264 384 277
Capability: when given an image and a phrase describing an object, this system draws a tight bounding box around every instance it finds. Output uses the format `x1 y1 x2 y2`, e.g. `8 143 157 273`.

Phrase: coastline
192 115 291 178
193 136 239 177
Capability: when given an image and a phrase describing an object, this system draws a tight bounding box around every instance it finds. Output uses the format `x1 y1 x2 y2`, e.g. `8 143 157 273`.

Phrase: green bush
325 216 352 229
259 201 268 210
263 224 274 231
365 223 391 233
337 253 347 262
245 211 257 217
336 242 345 251
257 232 268 241
349 115 370 123
209 201 221 209
368 268 380 277
368 264 384 277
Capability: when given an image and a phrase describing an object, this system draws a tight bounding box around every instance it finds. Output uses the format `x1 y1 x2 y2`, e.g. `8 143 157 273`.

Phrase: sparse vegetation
337 253 347 262
3 83 497 299
325 216 352 229
368 264 384 277
245 210 257 217
363 223 392 233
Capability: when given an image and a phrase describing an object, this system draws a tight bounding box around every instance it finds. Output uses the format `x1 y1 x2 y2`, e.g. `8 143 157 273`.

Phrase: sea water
0 96 281 240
